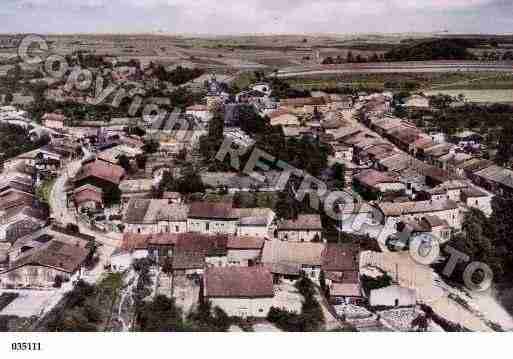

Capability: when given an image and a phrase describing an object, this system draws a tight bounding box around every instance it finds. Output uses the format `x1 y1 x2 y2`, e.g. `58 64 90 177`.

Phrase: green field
425 89 513 103
285 72 513 92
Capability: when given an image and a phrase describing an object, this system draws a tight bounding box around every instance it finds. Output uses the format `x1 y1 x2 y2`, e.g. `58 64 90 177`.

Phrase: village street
48 156 121 285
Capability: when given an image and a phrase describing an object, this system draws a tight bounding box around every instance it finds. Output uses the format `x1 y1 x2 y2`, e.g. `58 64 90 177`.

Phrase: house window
165 226 169 233
137 228 141 234
206 222 210 231
175 225 179 232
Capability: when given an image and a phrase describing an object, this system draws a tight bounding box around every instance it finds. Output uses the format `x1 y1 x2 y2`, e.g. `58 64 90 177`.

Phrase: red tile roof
74 160 125 185
280 97 327 107
322 243 359 272
204 266 274 298
226 235 265 250
73 186 103 206
354 169 400 188
188 202 236 219
120 233 179 251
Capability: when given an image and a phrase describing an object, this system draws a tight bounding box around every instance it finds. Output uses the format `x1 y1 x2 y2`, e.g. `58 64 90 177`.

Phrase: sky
1 0 512 34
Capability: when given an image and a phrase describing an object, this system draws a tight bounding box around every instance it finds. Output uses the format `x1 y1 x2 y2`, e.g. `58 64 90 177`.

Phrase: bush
268 276 325 331
53 275 64 288
187 300 232 332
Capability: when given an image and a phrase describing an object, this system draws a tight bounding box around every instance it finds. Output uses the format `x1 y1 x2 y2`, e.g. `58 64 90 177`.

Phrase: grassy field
286 71 513 92
425 89 513 103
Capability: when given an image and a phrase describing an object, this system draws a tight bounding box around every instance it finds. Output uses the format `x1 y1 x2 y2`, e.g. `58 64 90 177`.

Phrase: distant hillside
384 39 477 61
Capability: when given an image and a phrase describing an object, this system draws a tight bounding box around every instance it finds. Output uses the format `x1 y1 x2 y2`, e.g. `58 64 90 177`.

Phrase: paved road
49 158 121 250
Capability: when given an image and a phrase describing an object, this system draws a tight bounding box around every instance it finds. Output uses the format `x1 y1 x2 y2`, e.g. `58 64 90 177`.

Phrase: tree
322 57 334 65
117 154 131 172
4 93 13 104
346 51 354 63
138 295 186 331
187 300 231 331
275 189 298 220
142 139 160 154
103 185 121 206
332 163 346 188
429 94 454 110
319 270 328 296
495 122 513 166
135 154 147 169
175 165 205 194
439 208 506 282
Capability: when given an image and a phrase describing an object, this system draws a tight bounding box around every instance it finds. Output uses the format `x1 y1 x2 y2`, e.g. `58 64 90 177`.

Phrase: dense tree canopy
384 39 477 61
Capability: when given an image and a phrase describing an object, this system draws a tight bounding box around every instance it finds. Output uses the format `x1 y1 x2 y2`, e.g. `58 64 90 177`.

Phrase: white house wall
208 297 273 318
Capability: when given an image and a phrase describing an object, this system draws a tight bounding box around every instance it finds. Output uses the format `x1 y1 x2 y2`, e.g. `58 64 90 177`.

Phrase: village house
436 151 473 175
97 144 143 166
461 186 493 216
262 240 325 282
0 191 37 213
319 111 343 130
2 147 64 175
332 144 354 162
276 214 323 242
279 97 329 114
400 168 427 196
451 130 483 149
456 158 494 182
282 126 311 138
226 235 265 267
6 225 91 263
1 218 43 246
386 125 424 154
357 143 397 166
186 104 212 124
326 125 361 143
424 143 456 168
187 202 239 235
111 233 178 271
328 94 354 110
269 109 300 127
203 266 274 318
0 239 90 289
398 215 452 243
42 112 66 130
119 178 155 204
0 174 34 198
72 184 103 212
403 94 430 109
73 160 126 194
123 199 189 234
412 136 435 160
172 233 229 275
375 199 461 230
233 208 275 238
472 165 513 198
370 116 403 136
251 83 272 96
353 169 406 200
322 243 362 304
0 206 48 242
427 180 469 202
